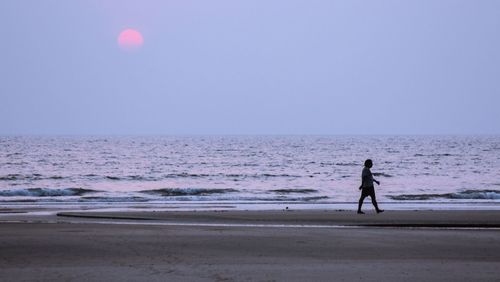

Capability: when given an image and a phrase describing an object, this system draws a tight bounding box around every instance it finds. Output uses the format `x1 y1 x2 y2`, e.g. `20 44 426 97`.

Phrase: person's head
364 159 373 168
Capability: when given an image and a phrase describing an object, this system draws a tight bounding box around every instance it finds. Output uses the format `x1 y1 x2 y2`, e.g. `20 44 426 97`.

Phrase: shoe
357 211 365 214
377 209 384 214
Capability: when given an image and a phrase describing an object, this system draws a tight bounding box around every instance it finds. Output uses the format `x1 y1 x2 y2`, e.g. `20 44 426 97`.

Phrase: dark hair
364 159 373 167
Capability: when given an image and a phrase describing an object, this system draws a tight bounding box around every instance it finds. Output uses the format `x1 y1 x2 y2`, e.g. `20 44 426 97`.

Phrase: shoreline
1 200 500 212
55 209 500 227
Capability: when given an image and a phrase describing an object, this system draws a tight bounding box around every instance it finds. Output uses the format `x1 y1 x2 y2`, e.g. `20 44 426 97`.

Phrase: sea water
0 135 499 208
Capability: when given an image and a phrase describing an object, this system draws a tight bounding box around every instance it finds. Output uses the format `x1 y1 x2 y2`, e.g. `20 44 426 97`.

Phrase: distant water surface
0 136 499 205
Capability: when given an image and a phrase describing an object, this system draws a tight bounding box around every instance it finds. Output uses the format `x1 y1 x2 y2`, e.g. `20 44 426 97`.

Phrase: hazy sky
1 0 499 135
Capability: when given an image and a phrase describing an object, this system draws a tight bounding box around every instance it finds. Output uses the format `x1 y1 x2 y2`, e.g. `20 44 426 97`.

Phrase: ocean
1 135 499 209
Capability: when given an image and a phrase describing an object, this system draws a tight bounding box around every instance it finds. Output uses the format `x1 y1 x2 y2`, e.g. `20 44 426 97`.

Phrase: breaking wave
140 188 239 196
389 190 500 200
0 174 65 181
100 173 302 181
277 195 329 201
0 188 97 197
372 172 393 178
271 189 318 194
79 196 150 202
334 162 358 166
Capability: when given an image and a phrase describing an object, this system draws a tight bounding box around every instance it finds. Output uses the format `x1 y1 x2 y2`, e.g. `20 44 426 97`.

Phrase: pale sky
1 0 499 135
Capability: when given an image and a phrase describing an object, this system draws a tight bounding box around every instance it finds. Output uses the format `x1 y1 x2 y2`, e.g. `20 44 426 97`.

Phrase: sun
118 29 144 51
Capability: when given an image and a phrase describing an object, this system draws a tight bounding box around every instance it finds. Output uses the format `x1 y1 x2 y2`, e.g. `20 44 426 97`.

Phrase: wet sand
1 210 500 281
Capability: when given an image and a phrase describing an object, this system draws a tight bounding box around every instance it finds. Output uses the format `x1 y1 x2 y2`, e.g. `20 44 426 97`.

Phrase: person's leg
369 190 383 213
357 196 364 213
358 191 367 213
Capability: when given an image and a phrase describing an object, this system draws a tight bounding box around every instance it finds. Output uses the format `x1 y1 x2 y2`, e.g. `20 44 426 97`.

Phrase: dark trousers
358 186 380 211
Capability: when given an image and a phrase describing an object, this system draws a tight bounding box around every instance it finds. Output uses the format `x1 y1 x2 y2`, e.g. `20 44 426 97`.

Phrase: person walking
357 159 384 214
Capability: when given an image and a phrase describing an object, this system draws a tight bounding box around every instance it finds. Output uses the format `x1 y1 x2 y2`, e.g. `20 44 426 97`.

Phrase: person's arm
370 170 380 185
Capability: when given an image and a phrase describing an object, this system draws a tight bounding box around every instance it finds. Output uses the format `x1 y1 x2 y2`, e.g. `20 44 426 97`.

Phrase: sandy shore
56 209 500 227
1 210 500 281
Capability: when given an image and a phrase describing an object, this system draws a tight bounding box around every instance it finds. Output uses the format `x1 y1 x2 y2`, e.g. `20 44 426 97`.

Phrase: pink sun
118 29 144 51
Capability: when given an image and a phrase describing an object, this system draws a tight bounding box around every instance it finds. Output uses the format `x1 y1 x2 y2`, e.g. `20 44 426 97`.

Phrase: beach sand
1 210 500 281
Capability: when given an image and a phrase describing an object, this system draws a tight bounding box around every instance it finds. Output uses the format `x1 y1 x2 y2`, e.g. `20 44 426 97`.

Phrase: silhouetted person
357 159 384 214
